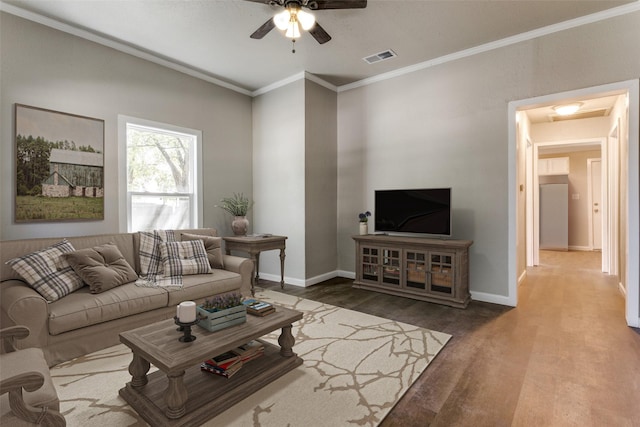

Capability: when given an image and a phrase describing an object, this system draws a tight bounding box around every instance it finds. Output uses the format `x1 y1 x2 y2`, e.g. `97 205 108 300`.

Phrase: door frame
531 139 607 268
607 122 620 276
508 79 639 328
587 157 602 252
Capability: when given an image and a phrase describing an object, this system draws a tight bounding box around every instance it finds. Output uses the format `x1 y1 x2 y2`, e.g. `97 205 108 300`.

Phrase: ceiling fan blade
250 18 276 39
308 21 331 44
311 0 367 10
243 0 278 4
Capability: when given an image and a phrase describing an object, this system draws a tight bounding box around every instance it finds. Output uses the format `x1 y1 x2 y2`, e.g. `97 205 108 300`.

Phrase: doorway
508 79 640 328
531 139 606 266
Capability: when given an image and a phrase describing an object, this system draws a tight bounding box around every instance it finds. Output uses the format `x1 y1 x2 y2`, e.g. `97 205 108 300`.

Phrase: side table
223 235 287 296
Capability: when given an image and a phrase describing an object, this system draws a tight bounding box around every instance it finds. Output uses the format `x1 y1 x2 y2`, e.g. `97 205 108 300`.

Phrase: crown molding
0 1 253 97
3 0 638 97
251 72 337 97
337 1 640 93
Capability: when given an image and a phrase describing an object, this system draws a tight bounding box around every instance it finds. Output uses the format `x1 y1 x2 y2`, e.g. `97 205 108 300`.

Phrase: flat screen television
374 188 452 237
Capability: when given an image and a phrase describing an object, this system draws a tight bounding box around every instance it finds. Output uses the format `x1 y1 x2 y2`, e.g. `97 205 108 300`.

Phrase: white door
589 159 602 250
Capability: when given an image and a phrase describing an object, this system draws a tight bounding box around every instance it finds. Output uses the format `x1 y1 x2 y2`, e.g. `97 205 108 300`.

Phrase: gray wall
252 79 338 283
336 11 640 299
305 80 337 279
0 13 253 241
2 9 639 304
252 80 306 282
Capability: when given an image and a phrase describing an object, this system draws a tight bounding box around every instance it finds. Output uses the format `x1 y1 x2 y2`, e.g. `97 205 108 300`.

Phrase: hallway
511 250 638 425
261 250 640 426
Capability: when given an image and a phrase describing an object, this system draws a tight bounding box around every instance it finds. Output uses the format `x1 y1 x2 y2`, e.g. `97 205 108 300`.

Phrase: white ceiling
2 0 636 94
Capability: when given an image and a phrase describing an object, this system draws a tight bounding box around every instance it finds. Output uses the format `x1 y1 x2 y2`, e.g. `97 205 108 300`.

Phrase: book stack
242 299 275 316
200 340 265 378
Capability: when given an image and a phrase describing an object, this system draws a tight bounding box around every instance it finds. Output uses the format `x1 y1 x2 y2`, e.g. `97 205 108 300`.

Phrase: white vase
232 216 249 236
359 222 368 235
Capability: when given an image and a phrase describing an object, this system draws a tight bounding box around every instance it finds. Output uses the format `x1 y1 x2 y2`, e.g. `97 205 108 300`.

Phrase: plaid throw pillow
6 239 84 302
160 239 212 277
138 230 176 276
181 233 225 269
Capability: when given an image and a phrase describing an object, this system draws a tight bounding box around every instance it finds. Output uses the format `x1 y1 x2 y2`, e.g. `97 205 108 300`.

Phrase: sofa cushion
160 240 212 277
181 233 224 269
62 243 138 294
5 239 84 302
166 270 242 306
47 283 168 335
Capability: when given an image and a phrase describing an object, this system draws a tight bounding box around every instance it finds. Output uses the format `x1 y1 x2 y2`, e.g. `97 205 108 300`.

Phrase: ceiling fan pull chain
292 39 296 53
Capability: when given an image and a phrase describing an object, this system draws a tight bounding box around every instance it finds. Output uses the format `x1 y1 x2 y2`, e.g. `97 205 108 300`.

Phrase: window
118 116 202 232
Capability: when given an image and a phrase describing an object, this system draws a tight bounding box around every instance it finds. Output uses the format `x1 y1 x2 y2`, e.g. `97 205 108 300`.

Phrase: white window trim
117 115 203 232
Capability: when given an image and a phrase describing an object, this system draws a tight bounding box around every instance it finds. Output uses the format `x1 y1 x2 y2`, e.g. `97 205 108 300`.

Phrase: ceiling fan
245 0 367 48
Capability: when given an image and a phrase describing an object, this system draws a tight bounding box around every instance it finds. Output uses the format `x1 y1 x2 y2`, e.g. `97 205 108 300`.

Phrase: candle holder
174 316 199 342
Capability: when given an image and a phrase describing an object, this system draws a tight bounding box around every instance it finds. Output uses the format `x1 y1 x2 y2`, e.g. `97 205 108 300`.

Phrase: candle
177 301 196 323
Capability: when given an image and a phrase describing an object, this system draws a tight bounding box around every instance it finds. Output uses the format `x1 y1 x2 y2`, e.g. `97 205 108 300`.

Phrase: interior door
589 159 602 250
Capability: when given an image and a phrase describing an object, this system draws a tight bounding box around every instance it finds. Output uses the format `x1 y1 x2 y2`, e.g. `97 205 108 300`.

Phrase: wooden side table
223 235 287 296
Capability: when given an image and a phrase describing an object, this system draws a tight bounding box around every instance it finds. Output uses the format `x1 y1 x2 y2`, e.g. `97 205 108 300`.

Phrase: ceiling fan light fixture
285 21 301 38
273 3 315 39
274 9 291 30
297 9 316 30
553 102 583 116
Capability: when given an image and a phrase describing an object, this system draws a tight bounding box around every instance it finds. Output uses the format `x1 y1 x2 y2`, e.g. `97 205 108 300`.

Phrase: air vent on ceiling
550 108 610 122
363 49 397 64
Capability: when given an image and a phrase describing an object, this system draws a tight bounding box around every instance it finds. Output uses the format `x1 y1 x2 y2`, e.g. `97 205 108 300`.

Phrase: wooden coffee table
118 305 303 427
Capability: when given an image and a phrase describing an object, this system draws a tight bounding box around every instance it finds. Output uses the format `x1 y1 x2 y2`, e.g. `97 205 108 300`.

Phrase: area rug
33 290 450 426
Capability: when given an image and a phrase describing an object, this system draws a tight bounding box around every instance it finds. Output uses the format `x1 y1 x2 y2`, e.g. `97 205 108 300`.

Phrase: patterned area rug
7 289 451 426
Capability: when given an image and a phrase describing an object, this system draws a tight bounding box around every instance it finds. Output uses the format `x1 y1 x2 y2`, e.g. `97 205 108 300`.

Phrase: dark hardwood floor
259 250 640 426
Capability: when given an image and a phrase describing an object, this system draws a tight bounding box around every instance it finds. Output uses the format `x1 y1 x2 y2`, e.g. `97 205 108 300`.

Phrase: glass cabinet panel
405 251 427 290
381 248 401 286
361 246 379 282
429 252 453 295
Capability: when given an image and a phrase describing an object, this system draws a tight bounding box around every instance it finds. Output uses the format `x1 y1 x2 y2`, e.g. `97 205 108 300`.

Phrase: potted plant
197 292 247 332
201 292 244 312
217 193 252 235
358 211 371 235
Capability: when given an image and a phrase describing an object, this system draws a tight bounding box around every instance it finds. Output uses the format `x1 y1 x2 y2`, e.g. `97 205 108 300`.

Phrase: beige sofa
0 228 253 366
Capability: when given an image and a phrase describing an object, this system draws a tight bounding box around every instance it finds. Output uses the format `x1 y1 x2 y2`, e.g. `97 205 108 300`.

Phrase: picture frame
14 104 105 222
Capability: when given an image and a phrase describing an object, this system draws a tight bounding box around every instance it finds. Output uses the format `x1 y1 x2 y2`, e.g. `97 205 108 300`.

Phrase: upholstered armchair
0 326 65 426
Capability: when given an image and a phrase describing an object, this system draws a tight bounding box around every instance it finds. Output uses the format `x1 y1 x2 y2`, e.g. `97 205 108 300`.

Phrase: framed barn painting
14 104 105 222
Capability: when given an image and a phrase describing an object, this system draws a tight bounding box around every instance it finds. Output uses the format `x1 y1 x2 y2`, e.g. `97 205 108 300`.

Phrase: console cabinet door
360 245 380 284
428 252 454 297
381 248 401 286
405 250 428 291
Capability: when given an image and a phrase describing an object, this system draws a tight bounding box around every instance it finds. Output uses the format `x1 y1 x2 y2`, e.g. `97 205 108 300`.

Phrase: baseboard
258 272 305 287
259 270 354 288
262 270 515 307
470 291 515 307
336 270 356 280
618 281 627 297
518 270 527 286
303 271 342 286
568 245 592 251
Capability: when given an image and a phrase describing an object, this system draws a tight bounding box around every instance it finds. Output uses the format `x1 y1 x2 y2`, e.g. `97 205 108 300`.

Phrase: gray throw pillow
181 233 225 269
63 243 138 293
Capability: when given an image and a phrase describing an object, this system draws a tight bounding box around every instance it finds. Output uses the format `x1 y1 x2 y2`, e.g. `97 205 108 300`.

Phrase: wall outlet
572 193 580 200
